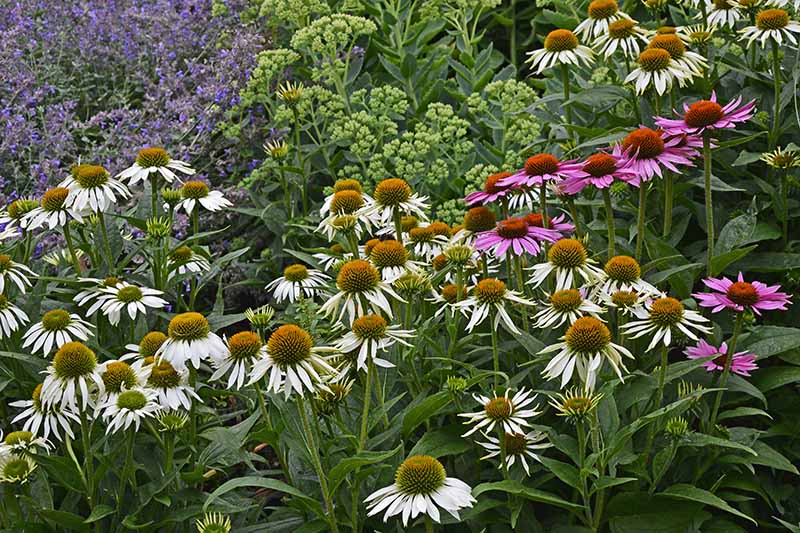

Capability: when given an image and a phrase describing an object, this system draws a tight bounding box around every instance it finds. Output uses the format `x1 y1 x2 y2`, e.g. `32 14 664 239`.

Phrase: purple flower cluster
0 0 265 203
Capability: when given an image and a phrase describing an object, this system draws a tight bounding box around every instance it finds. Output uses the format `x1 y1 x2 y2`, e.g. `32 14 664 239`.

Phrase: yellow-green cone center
485 396 512 419
337 260 380 293
283 264 309 282
117 390 147 410
371 240 407 268
102 361 137 393
394 455 446 495
136 147 171 168
139 331 167 357
147 360 182 389
757 8 789 30
549 239 588 269
72 165 109 188
550 289 583 312
565 317 611 354
268 325 312 366
41 187 69 211
4 431 33 446
168 312 210 341
53 342 97 379
352 314 388 340
474 278 506 305
228 331 263 361
604 255 641 283
649 297 685 327
374 178 411 206
117 286 143 303
182 181 209 199
544 29 579 52
42 309 71 331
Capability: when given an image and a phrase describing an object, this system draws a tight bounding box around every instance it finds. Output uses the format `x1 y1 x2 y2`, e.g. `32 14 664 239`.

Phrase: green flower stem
566 197 582 239
122 429 137 493
347 232 360 257
513 255 530 333
97 213 116 274
770 39 781 150
782 173 789 250
490 309 501 388
371 362 390 430
590 411 606 530
358 359 373 452
497 425 510 480
602 188 616 260
425 516 436 533
278 167 292 218
164 431 174 475
643 344 670 464
702 132 714 277
509 0 517 70
635 183 648 262
708 312 745 429
62 223 82 275
576 420 593 526
188 367 198 471
393 209 404 244
297 397 339 533
191 209 199 236
561 63 573 133
150 172 159 218
79 409 95 508
292 107 309 217
662 172 673 238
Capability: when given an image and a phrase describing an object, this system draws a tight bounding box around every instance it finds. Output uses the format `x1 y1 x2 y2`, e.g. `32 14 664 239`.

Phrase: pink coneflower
465 172 519 206
560 151 636 194
693 272 792 315
619 127 699 183
654 91 756 136
685 339 758 377
500 154 586 189
474 217 561 258
524 212 575 239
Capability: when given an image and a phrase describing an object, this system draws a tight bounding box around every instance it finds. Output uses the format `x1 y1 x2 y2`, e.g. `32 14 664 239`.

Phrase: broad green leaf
472 480 584 512
740 326 800 360
660 484 756 524
539 457 580 489
84 505 115 523
718 407 772 421
711 245 757 277
408 426 471 459
680 433 757 456
328 444 403 495
203 477 323 516
751 366 800 392
41 510 90 531
402 391 451 436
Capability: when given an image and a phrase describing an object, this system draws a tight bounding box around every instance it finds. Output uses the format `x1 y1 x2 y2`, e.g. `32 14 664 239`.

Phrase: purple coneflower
465 171 519 206
619 127 699 184
685 339 758 377
474 217 561 258
500 154 587 189
560 151 636 194
693 272 792 315
654 91 756 136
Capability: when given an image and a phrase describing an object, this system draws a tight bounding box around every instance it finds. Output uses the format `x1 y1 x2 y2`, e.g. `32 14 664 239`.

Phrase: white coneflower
332 314 413 372
549 387 604 422
167 246 211 279
622 296 711 350
9 384 80 441
454 278 534 335
595 19 651 59
678 24 715 46
319 179 374 218
157 312 227 370
459 388 542 437
0 294 29 338
365 455 475 526
408 225 450 260
243 305 275 331
101 388 161 434
428 283 465 317
0 198 38 234
97 359 149 405
528 239 604 291
313 244 352 272
599 289 654 317
624 48 693 95
704 0 743 28
122 330 167 362
117 147 195 186
533 289 605 329
211 332 267 390
143 356 200 410
94 282 168 326
595 255 659 295
317 189 375 240
195 512 232 533
478 430 552 476
368 239 423 282
23 187 86 230
0 254 36 294
741 8 800 46
247 324 337 398
357 178 429 228
540 316 633 390
40 342 104 412
647 33 707 76
319 259 404 325
576 0 633 40
526 29 594 74
0 431 51 460
0 453 37 484
176 181 232 215
22 309 93 356
60 164 130 212
74 276 124 314
266 264 330 303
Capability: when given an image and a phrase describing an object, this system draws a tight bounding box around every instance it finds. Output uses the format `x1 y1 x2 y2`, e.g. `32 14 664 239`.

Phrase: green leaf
749 441 799 474
328 444 403 495
711 245 757 277
203 477 323 516
539 457 581 489
84 505 115 523
660 484 756 524
592 476 637 492
408 426 472 459
751 366 800 392
735 253 800 272
41 510 90 531
717 407 773 421
680 433 757 456
472 480 585 512
402 391 451 436
741 326 800 360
